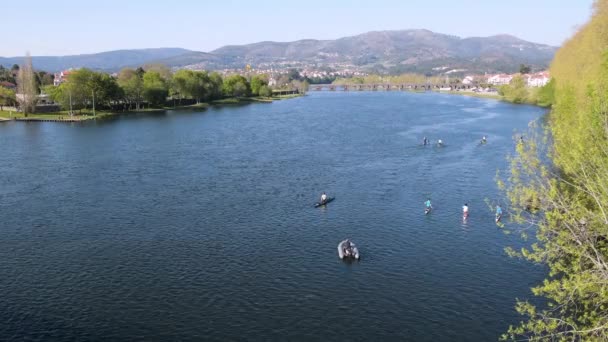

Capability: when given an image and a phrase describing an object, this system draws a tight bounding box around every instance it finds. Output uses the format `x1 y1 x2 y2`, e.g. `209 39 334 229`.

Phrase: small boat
463 211 469 220
425 207 432 215
314 197 335 208
338 239 360 260
495 214 502 223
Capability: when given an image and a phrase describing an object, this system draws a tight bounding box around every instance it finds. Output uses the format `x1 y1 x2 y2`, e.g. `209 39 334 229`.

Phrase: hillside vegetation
0 30 556 74
503 0 608 340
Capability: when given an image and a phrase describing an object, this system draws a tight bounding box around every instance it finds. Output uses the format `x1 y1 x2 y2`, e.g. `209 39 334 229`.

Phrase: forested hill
503 0 608 340
210 29 557 74
0 48 191 72
1 30 556 74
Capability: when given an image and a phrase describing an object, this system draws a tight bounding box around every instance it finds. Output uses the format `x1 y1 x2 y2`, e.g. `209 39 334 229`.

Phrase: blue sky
1 0 595 56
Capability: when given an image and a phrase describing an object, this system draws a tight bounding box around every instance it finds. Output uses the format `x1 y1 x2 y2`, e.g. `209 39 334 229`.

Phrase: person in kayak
462 203 469 216
320 192 328 203
481 136 487 144
438 139 443 146
423 137 428 145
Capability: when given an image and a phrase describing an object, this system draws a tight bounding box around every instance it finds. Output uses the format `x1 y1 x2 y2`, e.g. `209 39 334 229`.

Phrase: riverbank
0 94 303 122
439 90 503 101
439 90 551 107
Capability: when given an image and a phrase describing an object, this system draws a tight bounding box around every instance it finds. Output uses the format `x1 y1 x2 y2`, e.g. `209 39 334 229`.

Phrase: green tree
250 75 269 96
501 1 608 340
44 83 74 112
118 68 144 110
172 69 192 101
143 64 172 81
68 69 108 114
222 75 250 97
500 75 528 103
190 71 210 103
519 64 531 74
17 53 38 115
233 82 248 97
0 65 16 84
208 72 224 100
142 71 168 107
36 71 54 90
536 78 555 107
172 70 210 103
0 86 16 111
258 85 272 97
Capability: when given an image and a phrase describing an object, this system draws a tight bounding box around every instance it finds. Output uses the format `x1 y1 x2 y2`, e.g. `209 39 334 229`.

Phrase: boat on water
425 207 432 215
495 214 502 223
314 197 335 207
338 239 360 260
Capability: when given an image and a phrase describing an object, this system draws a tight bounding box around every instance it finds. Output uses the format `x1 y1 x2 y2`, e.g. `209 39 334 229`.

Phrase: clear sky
1 0 595 56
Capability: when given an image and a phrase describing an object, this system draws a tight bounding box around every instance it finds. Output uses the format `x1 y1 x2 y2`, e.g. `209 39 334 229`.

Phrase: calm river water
0 92 546 341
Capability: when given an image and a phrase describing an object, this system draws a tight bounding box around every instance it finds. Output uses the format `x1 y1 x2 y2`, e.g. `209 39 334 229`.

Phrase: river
0 92 546 341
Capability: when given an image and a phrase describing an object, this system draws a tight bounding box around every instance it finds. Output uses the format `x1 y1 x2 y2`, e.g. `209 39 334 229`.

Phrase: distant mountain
209 29 557 74
149 51 239 71
0 30 557 74
0 48 192 72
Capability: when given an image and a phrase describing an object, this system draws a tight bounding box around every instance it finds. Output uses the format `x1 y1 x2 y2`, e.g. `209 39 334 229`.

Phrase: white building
526 72 550 87
462 75 475 85
53 70 73 86
487 74 513 85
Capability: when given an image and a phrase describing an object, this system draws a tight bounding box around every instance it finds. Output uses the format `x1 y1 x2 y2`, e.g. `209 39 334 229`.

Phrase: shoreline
438 90 503 101
0 94 303 123
438 90 550 108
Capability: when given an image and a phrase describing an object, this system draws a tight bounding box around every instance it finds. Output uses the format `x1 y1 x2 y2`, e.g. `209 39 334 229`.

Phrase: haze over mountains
0 29 557 75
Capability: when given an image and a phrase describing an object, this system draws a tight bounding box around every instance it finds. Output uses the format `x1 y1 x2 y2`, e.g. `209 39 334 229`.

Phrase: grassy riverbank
0 95 303 122
440 90 551 107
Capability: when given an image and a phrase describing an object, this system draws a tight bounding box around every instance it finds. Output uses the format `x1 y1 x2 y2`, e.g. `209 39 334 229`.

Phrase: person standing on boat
496 205 503 220
320 192 328 203
424 198 432 209
462 203 469 216
423 137 428 145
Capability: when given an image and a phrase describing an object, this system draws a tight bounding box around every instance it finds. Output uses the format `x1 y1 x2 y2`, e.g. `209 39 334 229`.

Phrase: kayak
495 214 502 223
425 207 432 215
314 197 335 207
338 239 360 260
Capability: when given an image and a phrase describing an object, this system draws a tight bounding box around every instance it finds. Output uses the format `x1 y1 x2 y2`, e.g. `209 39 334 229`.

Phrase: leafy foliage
222 75 250 98
0 86 16 110
502 1 608 340
43 65 282 112
142 71 168 106
499 75 529 104
250 75 268 96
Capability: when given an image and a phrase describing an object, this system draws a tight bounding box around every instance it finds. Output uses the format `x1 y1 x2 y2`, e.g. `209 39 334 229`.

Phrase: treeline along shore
500 0 608 340
331 71 555 108
0 59 308 122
